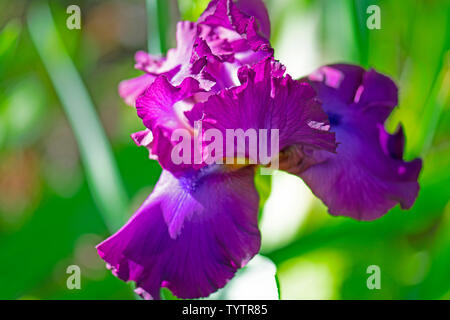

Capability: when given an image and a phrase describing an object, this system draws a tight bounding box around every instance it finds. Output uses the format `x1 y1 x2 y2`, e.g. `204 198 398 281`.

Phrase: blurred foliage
0 0 448 300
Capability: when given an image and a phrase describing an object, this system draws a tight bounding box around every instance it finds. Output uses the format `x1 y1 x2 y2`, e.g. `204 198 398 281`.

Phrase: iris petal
97 165 260 299
118 74 156 107
297 64 422 220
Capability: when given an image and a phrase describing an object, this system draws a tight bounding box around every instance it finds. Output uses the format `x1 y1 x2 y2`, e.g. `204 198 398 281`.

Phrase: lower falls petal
97 165 260 299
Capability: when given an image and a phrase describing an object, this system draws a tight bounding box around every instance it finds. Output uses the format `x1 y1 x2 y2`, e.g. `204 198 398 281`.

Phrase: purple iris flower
98 56 335 299
298 64 422 220
97 0 422 299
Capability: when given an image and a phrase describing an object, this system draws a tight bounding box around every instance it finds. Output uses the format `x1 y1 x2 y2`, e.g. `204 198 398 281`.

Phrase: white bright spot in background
260 170 313 251
208 255 279 300
273 6 321 79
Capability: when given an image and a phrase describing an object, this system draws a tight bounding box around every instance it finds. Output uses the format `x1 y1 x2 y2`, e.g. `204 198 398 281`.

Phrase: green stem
350 0 369 67
146 0 179 54
146 0 161 54
27 1 128 232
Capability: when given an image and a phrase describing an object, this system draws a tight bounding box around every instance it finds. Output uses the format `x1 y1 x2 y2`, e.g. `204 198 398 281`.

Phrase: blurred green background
0 0 448 300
